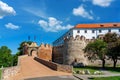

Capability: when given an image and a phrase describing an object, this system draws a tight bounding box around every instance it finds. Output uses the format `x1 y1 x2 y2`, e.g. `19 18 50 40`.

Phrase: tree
104 32 118 43
84 39 107 68
0 46 13 67
104 33 120 68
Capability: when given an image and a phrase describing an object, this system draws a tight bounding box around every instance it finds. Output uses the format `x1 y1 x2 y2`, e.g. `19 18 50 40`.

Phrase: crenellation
37 43 52 61
52 35 89 66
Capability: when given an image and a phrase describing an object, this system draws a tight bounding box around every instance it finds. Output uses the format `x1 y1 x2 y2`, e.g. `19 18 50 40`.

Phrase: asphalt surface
25 76 77 80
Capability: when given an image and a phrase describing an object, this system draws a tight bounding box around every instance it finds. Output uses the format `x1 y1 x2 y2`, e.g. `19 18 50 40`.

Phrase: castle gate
27 47 39 56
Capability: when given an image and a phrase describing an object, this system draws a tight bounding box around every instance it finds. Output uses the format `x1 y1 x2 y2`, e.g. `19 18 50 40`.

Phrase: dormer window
100 25 104 27
113 24 117 26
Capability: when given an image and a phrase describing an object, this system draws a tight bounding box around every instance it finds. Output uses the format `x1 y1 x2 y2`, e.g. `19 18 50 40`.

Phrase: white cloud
73 5 94 20
24 7 47 19
5 23 20 30
0 1 16 19
92 0 113 7
38 17 73 32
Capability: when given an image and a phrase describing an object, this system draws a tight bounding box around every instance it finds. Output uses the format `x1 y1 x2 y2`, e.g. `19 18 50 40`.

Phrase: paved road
10 54 72 80
25 76 77 80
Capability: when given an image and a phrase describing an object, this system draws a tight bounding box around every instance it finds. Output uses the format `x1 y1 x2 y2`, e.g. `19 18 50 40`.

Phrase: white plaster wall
73 28 120 39
73 29 97 39
53 28 120 46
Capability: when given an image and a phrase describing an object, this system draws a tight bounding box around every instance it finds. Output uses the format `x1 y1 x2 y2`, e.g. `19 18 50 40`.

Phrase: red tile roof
75 23 120 29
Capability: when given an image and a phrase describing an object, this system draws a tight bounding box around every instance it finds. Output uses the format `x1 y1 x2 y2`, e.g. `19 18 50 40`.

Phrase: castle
23 23 120 66
52 23 120 65
53 23 120 46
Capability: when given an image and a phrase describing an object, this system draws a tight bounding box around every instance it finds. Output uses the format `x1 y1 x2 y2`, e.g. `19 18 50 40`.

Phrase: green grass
73 66 120 74
105 67 120 73
90 76 120 80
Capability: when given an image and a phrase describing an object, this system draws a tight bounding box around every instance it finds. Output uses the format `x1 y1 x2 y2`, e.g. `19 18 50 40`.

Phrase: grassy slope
92 76 120 80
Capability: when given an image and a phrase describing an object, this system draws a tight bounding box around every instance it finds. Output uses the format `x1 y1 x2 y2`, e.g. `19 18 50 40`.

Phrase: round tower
63 35 88 66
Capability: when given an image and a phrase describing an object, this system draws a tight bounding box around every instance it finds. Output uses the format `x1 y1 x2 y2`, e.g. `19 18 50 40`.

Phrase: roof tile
75 23 120 28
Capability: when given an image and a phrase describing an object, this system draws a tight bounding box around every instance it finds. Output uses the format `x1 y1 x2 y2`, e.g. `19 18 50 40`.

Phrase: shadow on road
25 76 76 80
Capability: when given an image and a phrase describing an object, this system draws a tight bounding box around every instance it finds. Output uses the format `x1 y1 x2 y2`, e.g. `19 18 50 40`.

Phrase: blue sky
0 0 120 54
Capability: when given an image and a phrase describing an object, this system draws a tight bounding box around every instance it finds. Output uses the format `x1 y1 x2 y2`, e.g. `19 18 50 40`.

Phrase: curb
73 74 84 80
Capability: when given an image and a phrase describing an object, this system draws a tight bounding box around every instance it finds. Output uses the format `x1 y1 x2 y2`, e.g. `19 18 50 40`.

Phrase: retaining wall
1 55 27 80
34 57 72 73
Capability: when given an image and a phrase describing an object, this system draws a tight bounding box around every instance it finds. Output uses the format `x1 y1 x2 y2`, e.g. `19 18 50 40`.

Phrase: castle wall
53 35 89 66
52 45 64 64
63 36 88 65
38 44 52 61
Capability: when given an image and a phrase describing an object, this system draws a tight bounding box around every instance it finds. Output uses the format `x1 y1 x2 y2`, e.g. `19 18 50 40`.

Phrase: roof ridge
75 23 120 28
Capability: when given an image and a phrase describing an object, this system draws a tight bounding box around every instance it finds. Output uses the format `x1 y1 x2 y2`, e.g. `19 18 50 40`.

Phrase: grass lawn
73 67 101 74
90 76 120 80
105 67 120 73
73 66 120 75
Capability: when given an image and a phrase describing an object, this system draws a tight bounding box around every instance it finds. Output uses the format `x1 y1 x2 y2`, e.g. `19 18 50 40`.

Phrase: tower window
85 30 87 33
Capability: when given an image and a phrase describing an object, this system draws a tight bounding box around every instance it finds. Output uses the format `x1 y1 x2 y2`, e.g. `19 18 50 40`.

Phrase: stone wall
34 57 72 73
52 45 64 64
1 55 27 80
23 42 52 61
38 44 52 61
63 36 88 65
2 66 20 80
53 35 91 66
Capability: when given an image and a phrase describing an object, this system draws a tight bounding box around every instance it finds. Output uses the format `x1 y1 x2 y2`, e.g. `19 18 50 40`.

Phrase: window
92 37 95 39
113 24 117 26
119 29 120 32
108 29 111 32
85 30 87 33
100 25 104 27
99 30 102 33
92 30 95 33
77 30 80 33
